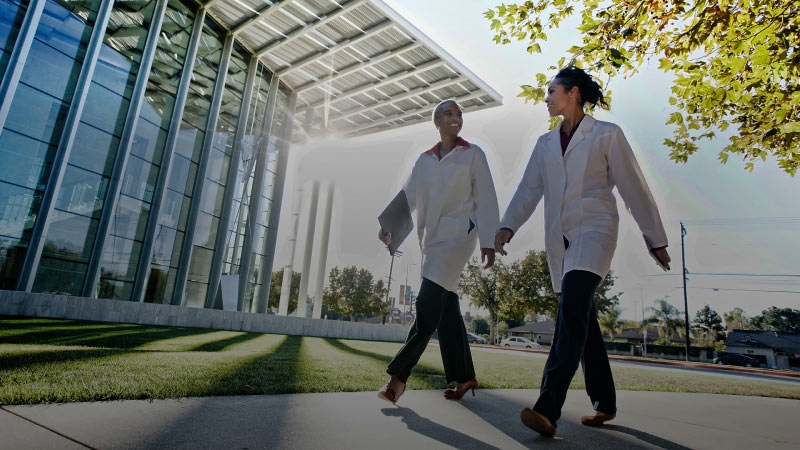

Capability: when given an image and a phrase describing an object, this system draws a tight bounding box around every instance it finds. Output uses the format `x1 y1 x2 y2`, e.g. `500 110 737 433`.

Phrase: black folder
378 190 413 256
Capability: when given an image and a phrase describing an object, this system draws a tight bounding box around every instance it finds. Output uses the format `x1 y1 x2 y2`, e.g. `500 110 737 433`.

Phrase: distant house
509 319 556 346
725 330 800 369
616 326 685 344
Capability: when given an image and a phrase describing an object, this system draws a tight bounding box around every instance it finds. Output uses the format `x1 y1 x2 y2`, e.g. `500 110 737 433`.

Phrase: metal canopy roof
202 0 502 141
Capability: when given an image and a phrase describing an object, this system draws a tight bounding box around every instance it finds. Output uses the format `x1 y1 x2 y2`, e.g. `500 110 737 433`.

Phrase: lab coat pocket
432 216 468 245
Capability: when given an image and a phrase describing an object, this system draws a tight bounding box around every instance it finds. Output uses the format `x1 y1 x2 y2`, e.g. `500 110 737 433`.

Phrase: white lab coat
404 138 500 292
500 115 668 293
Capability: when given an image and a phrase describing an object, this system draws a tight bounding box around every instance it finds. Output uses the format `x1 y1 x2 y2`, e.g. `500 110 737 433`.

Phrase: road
470 344 800 385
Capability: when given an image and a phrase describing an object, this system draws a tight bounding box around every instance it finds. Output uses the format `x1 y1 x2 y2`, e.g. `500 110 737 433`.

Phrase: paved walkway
2 388 799 450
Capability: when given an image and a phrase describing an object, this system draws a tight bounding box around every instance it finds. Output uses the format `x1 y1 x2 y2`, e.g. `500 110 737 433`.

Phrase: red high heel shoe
378 381 405 404
443 378 477 400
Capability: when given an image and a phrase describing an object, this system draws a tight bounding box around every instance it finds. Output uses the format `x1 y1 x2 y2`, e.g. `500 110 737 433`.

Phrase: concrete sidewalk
2 389 798 450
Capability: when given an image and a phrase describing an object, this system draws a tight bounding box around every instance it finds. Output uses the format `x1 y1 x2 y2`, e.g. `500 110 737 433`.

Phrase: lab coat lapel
423 150 453 239
563 115 593 157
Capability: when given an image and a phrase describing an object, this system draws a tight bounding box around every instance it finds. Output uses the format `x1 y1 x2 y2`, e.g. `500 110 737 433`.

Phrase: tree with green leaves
268 270 300 313
750 306 800 333
486 1 800 175
503 249 621 320
691 304 725 344
472 317 490 335
647 298 685 344
458 257 512 345
322 266 388 321
723 307 752 331
598 301 624 340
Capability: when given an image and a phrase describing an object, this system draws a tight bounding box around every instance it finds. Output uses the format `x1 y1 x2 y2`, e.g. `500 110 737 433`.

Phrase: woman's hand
650 247 671 271
481 248 495 268
494 229 513 256
378 229 392 246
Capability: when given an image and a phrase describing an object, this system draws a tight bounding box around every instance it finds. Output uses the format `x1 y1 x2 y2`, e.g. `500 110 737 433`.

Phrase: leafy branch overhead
486 0 800 175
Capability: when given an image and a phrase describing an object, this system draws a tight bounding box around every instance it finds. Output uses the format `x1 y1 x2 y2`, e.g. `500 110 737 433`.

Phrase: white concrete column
278 188 302 316
296 181 320 317
312 183 334 319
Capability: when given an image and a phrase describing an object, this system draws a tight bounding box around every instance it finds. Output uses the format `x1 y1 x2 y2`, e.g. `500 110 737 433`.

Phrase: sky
273 0 800 324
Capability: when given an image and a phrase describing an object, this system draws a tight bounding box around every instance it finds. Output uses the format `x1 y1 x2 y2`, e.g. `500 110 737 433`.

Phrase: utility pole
403 262 415 326
681 221 690 362
384 250 401 324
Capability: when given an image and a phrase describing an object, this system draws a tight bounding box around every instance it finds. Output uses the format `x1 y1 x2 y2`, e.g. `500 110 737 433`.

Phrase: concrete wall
0 290 407 342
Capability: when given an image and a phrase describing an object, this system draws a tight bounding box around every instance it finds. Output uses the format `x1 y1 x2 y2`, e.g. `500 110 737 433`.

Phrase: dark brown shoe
581 411 616 426
520 408 556 438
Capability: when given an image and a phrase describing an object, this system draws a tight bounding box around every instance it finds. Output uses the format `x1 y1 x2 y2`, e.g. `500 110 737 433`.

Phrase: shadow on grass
326 338 450 390
188 332 262 352
0 348 130 371
0 317 218 349
205 335 302 395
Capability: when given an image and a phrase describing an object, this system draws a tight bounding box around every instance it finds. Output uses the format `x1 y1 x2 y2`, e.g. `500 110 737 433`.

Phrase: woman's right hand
494 228 513 256
378 229 392 246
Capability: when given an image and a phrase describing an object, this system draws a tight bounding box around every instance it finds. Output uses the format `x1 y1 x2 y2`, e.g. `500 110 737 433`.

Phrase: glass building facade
0 0 293 312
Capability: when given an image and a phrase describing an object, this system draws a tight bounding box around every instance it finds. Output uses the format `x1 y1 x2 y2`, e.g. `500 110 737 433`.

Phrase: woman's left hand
481 248 495 269
650 247 671 271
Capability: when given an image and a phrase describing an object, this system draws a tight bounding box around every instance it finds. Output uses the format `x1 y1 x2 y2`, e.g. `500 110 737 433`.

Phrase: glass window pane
120 155 158 202
144 265 177 304
0 180 38 241
71 123 119 175
100 234 142 281
0 235 27 289
81 78 128 134
0 0 27 76
166 154 192 194
22 39 83 101
0 129 55 190
130 118 167 162
33 257 86 296
188 246 212 281
110 194 150 241
40 209 98 262
98 277 133 301
55 165 108 219
183 280 207 308
200 179 225 216
192 211 218 248
4 83 70 145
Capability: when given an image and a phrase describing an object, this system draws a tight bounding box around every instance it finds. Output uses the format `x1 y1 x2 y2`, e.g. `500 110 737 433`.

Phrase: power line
673 286 800 294
681 217 800 226
686 272 800 278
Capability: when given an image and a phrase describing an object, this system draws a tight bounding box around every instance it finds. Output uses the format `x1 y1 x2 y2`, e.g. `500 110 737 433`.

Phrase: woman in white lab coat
494 66 671 437
377 100 500 404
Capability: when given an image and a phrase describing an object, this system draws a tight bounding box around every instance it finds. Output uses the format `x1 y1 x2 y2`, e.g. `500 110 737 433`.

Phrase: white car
500 336 542 349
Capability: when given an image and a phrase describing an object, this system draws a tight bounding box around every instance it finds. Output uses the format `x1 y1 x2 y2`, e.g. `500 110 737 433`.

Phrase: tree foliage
646 298 685 343
723 306 752 331
692 304 725 344
322 266 387 321
486 1 800 175
459 258 512 345
750 306 800 333
503 249 621 320
268 270 301 313
598 301 624 339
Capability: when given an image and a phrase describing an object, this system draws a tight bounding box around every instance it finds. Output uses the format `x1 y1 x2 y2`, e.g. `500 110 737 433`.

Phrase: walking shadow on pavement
456 390 693 450
382 407 504 450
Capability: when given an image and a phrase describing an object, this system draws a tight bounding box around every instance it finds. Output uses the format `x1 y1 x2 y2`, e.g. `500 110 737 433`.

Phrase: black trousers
387 278 475 384
533 269 617 426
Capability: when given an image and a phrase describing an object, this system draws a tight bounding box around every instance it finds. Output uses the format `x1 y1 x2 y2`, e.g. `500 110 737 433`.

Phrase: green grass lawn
2 316 799 405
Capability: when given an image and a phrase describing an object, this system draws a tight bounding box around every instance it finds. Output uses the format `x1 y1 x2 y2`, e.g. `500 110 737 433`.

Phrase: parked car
712 353 759 367
500 336 542 349
466 332 487 344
